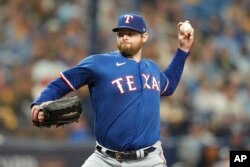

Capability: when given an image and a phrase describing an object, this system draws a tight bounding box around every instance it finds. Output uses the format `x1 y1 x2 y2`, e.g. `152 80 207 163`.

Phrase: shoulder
95 51 121 59
143 59 160 68
86 51 120 60
78 51 119 65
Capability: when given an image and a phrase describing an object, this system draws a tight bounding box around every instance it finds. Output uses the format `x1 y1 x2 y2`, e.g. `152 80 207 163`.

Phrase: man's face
116 29 145 57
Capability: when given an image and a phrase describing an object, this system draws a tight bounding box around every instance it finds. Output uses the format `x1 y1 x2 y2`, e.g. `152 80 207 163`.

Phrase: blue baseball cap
112 13 147 33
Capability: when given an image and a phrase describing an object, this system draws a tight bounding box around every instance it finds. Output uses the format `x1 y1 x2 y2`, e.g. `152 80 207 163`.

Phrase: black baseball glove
33 96 82 128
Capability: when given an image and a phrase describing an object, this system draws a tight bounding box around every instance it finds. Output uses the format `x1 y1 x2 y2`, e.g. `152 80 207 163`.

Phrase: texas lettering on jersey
111 73 160 94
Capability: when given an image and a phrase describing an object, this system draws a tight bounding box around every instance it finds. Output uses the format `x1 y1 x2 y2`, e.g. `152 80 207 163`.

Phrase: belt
96 145 156 162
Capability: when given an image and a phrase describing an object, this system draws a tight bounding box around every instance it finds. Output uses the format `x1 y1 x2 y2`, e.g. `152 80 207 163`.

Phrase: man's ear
142 32 149 43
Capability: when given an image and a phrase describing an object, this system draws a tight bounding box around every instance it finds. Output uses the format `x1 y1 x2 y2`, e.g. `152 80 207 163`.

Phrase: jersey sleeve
160 73 169 95
31 56 97 107
60 56 97 91
160 48 189 96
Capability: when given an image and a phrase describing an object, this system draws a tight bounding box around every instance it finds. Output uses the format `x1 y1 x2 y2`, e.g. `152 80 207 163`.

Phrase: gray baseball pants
81 141 167 167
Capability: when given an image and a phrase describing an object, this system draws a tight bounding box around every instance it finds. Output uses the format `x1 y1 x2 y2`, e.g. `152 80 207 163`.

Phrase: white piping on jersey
60 72 76 91
160 78 169 95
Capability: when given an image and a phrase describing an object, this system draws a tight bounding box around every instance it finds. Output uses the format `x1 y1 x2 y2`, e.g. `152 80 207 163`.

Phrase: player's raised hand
177 20 194 52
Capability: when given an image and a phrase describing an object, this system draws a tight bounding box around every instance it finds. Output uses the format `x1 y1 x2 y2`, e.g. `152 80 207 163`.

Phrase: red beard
118 42 142 57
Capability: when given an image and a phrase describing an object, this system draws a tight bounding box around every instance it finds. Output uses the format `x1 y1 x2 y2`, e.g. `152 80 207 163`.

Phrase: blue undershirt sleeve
161 48 190 96
31 77 71 107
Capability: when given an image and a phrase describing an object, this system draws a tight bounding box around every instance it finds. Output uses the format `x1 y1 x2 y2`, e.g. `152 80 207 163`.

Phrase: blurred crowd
0 0 250 166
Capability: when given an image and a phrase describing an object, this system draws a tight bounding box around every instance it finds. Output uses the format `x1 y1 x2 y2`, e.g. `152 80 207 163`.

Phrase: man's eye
127 32 133 36
117 33 124 37
117 32 136 37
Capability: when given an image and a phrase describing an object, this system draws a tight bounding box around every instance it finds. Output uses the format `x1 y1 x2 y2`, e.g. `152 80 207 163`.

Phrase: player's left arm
160 21 194 96
31 56 96 123
31 78 72 107
31 55 96 109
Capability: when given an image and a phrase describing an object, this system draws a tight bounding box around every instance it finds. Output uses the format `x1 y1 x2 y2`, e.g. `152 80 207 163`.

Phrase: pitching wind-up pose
31 13 194 167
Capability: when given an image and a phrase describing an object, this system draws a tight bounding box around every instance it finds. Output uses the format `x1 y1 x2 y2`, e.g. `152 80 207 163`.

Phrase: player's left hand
177 20 194 53
31 105 45 123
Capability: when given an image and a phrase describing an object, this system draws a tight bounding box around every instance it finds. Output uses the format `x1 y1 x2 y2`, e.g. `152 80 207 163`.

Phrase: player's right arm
160 49 189 96
160 21 194 96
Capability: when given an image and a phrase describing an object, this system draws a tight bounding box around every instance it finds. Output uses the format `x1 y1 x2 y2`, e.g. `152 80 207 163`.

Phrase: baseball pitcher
31 13 194 167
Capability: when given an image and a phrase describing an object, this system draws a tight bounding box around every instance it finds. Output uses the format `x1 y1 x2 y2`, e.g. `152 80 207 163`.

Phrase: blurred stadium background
0 0 250 167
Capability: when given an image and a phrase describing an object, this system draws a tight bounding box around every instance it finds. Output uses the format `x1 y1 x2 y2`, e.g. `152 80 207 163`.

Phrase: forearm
31 78 72 107
162 48 189 95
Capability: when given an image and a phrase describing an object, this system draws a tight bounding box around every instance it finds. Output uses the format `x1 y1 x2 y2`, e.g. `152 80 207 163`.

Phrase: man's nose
122 34 129 40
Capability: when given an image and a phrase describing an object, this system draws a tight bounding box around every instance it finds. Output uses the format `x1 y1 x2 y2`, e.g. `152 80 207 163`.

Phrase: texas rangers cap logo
124 15 133 24
112 13 147 33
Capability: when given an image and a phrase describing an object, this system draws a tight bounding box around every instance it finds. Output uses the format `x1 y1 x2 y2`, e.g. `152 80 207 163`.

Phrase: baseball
180 22 192 34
